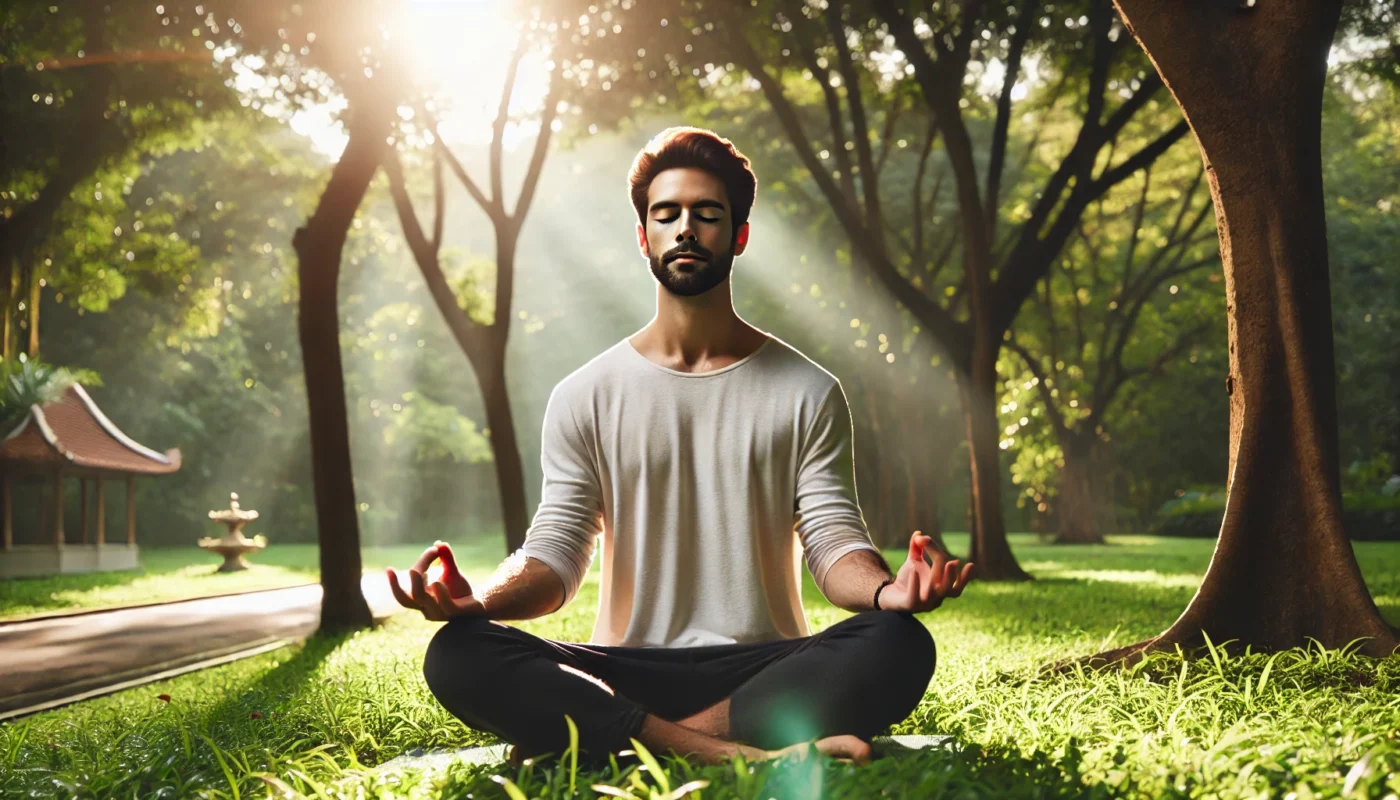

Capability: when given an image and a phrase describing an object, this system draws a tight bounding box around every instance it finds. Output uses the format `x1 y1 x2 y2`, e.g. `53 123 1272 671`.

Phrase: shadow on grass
200 630 344 728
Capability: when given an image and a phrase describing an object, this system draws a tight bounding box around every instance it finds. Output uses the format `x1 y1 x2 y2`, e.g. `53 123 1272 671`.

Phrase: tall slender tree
384 38 563 555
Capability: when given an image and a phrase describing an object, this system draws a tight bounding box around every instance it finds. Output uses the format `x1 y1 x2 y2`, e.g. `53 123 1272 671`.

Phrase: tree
1004 147 1220 543
1 0 236 359
220 0 400 631
383 33 563 555
1094 0 1398 658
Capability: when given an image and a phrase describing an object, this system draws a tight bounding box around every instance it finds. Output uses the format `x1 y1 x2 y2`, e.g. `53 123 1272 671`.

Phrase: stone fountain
199 492 267 572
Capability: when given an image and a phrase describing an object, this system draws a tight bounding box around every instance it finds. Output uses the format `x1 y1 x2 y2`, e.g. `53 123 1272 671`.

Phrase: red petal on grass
157 694 171 703
250 712 262 719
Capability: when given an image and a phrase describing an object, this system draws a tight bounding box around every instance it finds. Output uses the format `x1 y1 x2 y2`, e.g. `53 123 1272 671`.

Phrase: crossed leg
422 610 936 765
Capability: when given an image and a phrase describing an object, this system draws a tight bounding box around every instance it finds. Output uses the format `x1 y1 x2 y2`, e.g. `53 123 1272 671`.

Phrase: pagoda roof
0 384 181 476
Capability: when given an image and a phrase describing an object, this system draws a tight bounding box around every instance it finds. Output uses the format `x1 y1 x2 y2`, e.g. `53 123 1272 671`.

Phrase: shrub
1153 484 1400 540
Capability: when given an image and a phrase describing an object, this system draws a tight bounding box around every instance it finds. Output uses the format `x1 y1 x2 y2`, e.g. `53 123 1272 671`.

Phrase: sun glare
282 0 552 159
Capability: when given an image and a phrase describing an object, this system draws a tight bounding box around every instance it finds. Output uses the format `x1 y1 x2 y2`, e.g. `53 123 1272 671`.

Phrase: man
388 126 975 767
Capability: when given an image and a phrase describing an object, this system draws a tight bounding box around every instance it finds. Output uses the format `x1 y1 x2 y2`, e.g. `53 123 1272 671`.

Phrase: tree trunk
27 272 39 359
293 108 389 633
477 348 531 553
2 268 13 362
863 384 896 546
957 342 1031 580
902 396 943 546
1098 0 1398 658
1092 440 1122 536
1055 431 1105 544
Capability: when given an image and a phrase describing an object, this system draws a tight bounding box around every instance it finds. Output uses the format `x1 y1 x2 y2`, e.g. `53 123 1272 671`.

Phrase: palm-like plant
0 358 98 434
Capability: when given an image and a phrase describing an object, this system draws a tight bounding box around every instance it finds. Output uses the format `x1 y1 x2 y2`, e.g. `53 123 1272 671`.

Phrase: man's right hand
387 542 484 620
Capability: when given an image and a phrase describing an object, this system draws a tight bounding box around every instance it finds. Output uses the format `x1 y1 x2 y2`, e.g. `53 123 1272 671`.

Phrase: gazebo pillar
53 470 64 549
126 475 135 546
95 478 106 546
80 478 89 544
2 473 10 550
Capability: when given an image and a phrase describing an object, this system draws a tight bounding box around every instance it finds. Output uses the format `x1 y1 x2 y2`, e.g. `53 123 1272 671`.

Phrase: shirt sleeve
794 381 880 593
517 384 603 608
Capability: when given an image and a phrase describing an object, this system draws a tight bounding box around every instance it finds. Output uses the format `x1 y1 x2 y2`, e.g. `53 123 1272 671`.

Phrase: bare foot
768 735 873 766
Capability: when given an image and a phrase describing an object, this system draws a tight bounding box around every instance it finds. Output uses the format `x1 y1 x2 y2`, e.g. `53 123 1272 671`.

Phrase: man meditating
388 126 975 767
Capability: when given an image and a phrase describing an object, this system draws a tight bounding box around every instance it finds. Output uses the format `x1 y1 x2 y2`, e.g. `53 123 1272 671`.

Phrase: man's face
637 167 749 298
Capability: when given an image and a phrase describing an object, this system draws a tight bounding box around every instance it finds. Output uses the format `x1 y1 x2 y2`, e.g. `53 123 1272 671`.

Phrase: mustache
663 243 712 263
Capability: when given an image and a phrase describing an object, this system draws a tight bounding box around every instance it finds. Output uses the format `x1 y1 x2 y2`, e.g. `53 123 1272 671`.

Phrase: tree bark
476 347 531 553
2 269 13 362
1055 431 1106 544
27 272 39 359
957 344 1031 580
1091 440 1121 536
1097 0 1399 658
293 106 389 633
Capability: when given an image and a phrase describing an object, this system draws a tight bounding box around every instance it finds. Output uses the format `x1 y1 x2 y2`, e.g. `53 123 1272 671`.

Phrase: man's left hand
876 531 976 613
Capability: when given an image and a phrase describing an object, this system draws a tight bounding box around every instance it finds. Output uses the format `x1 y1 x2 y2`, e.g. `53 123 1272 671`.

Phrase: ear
733 222 750 256
636 220 649 258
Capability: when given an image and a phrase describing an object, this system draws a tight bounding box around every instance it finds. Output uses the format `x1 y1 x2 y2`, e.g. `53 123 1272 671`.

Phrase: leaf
1342 745 1381 796
663 779 711 799
491 773 531 800
565 714 579 795
628 737 670 795
590 785 636 799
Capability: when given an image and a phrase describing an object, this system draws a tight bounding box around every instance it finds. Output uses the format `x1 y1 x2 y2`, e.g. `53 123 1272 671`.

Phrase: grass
0 538 506 620
1 534 1398 798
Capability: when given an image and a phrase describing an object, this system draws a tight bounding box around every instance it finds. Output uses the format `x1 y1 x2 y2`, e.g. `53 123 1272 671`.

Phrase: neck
640 279 756 364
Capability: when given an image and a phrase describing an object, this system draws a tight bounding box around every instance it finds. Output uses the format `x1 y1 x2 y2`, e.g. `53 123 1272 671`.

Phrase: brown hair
628 127 757 239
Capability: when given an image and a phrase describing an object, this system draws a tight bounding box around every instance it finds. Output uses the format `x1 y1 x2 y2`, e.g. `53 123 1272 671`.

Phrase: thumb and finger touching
435 542 473 597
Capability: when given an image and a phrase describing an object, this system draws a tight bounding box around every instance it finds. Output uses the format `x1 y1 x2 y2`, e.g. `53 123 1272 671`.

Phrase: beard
648 241 735 298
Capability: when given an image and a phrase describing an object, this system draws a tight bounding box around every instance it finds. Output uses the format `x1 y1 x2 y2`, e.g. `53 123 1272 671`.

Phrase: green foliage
1156 488 1227 519
2 536 1398 798
0 356 99 433
1 0 248 333
1154 482 1400 540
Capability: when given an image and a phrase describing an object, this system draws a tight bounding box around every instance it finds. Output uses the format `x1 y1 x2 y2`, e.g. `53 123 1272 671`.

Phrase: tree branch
1007 339 1070 435
430 118 498 223
724 14 968 352
490 40 527 208
510 63 562 226
829 2 882 231
789 3 858 207
431 149 445 257
985 0 1036 239
385 151 485 345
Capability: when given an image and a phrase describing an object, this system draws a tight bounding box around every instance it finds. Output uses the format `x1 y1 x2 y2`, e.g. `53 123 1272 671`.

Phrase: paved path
0 576 398 718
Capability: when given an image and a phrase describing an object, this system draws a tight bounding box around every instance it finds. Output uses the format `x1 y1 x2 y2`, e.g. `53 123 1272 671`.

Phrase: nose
675 211 698 242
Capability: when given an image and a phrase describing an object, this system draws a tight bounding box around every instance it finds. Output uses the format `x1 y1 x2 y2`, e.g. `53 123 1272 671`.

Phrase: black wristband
873 577 894 610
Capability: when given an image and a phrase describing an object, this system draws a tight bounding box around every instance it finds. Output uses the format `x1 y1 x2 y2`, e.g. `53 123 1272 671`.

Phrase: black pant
423 610 936 762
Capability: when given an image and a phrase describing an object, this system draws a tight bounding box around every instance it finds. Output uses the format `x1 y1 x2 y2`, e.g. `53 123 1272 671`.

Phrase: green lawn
0 538 507 620
1 535 1398 798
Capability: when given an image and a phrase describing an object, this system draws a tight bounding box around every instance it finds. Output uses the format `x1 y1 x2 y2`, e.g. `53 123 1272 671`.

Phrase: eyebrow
649 200 727 214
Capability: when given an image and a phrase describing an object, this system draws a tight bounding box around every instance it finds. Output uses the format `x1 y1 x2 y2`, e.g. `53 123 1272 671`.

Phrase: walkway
0 575 398 719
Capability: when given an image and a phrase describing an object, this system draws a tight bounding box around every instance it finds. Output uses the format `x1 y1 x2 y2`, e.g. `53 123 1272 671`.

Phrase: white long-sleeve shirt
518 334 880 647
